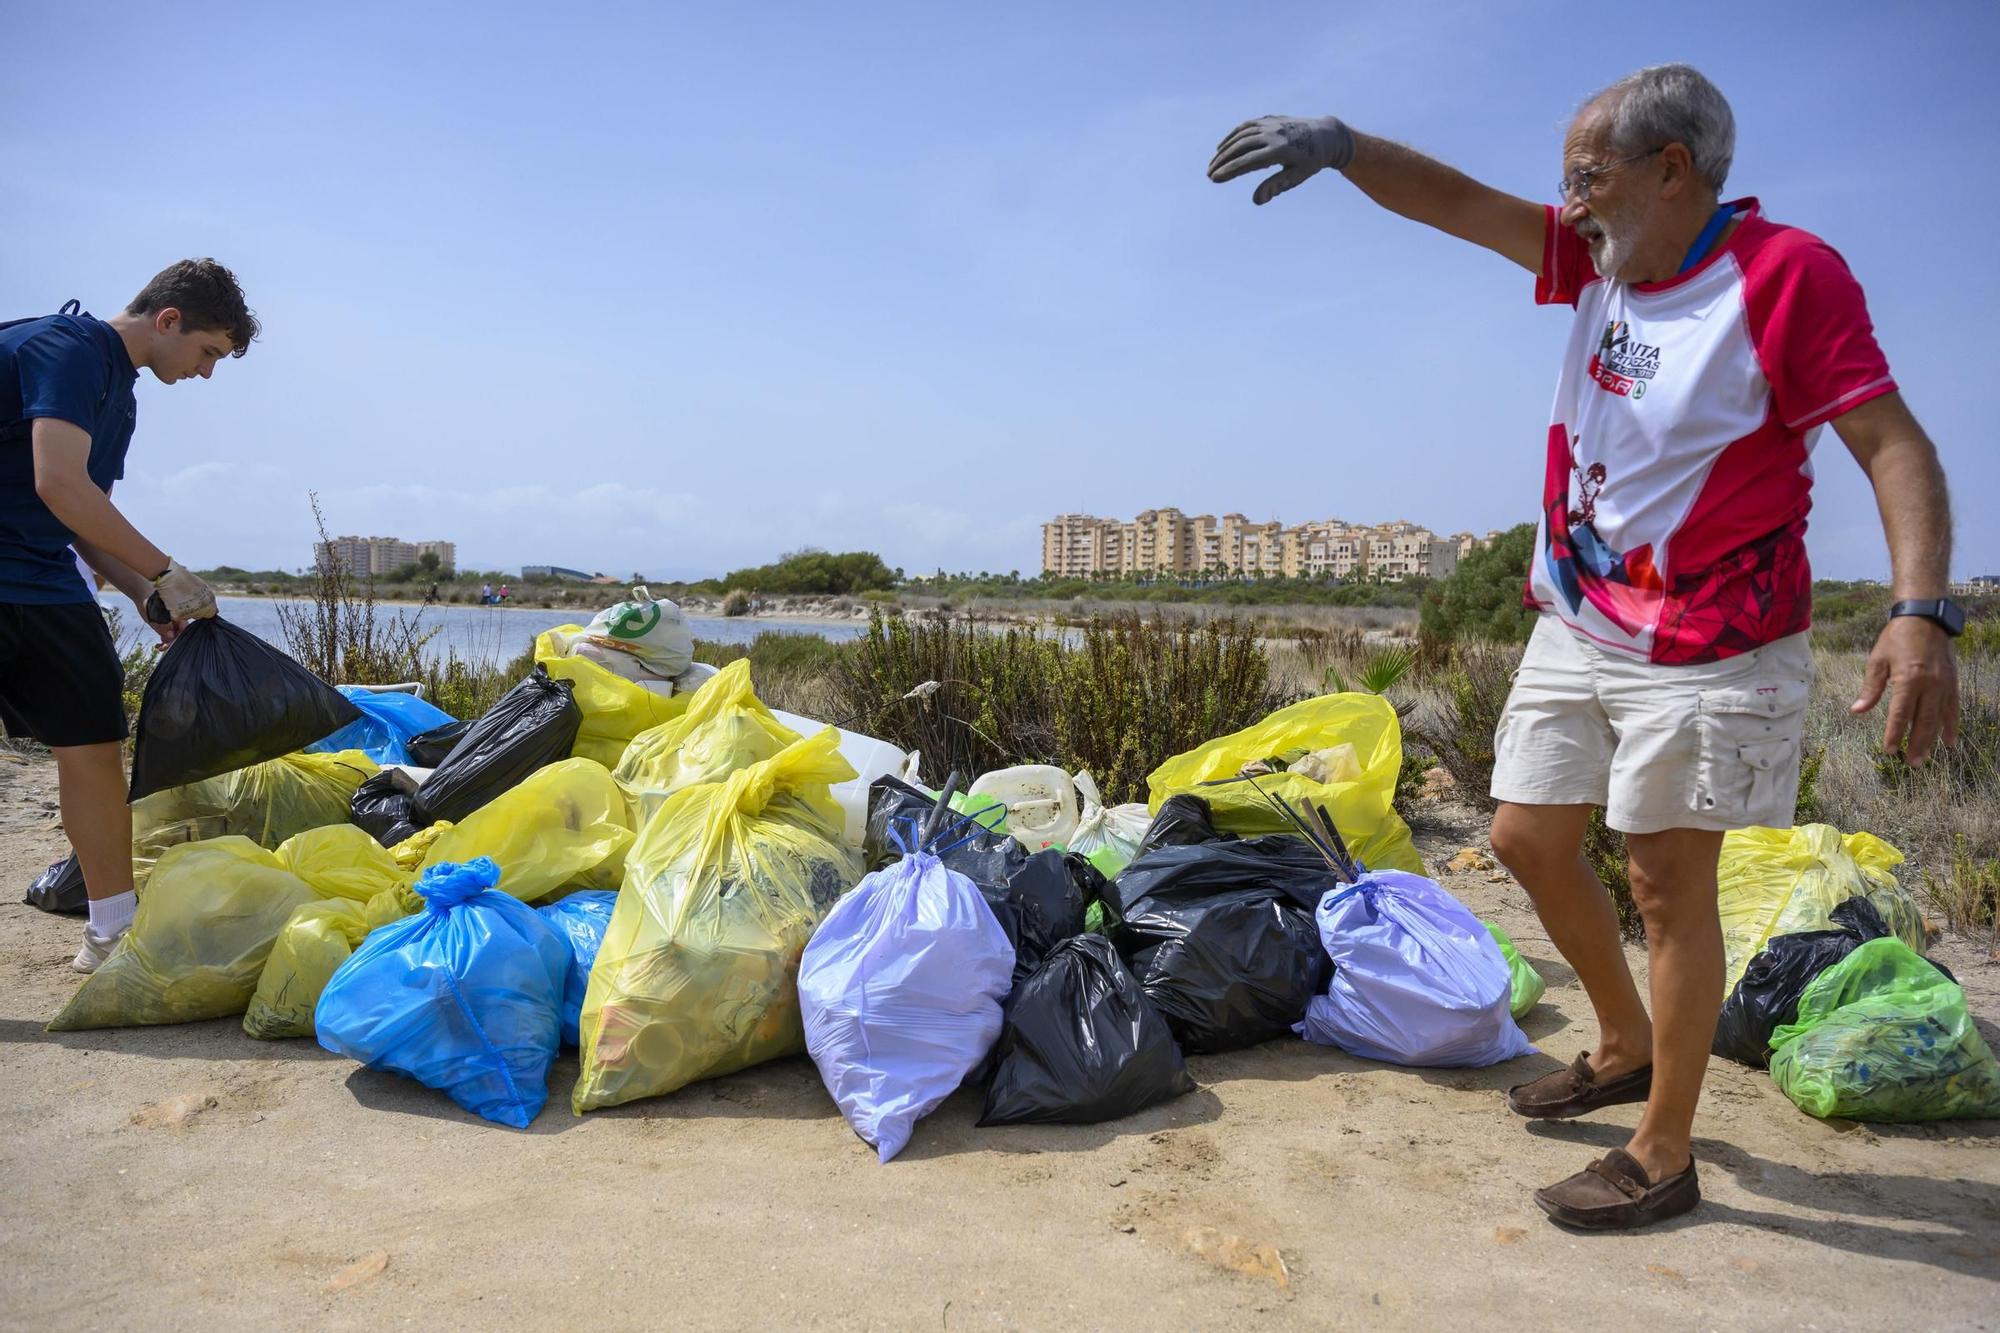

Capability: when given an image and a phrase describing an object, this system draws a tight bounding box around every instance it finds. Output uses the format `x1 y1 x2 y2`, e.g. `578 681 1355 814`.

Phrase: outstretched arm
1834 390 1959 765
1209 117 1545 273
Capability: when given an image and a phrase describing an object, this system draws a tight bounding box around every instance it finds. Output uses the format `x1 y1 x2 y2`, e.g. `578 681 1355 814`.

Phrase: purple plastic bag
1298 869 1534 1068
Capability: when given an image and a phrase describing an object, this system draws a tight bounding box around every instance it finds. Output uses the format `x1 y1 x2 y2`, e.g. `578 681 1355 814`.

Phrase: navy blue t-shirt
0 309 138 603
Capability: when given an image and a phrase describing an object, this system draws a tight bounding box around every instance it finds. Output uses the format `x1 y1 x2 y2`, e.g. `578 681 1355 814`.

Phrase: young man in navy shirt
1 259 256 970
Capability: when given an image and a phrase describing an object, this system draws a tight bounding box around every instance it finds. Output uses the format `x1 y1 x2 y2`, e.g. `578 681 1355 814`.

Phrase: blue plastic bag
315 857 569 1127
537 890 618 1048
308 687 457 767
1298 870 1534 1068
798 851 1015 1162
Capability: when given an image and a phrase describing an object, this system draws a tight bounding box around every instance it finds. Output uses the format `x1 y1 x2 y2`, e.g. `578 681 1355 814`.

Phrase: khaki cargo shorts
1489 615 1813 835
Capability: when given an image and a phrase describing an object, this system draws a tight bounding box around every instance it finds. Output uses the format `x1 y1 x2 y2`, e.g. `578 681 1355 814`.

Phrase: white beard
1578 201 1652 281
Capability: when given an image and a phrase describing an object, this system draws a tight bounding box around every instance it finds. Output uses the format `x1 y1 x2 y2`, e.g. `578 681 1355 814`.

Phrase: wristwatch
1886 597 1965 637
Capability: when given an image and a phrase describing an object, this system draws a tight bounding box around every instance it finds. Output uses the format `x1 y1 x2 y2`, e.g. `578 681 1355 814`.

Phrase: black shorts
0 600 129 747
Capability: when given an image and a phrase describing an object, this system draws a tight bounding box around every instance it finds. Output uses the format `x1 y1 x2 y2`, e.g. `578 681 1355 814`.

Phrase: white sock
87 891 137 938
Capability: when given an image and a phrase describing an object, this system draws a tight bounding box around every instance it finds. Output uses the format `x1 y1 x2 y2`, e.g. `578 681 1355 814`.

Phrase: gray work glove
151 558 217 621
1207 115 1356 205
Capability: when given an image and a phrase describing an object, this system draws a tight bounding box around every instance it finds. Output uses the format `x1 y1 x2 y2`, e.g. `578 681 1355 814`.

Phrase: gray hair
1590 64 1736 195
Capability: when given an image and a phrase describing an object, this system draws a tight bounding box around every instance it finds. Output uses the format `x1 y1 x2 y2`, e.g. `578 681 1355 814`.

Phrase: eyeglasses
1557 146 1664 203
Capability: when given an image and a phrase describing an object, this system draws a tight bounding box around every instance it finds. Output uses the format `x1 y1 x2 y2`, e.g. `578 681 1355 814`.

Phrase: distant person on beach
1 260 255 972
498 583 509 603
1211 64 1961 1230
480 582 493 605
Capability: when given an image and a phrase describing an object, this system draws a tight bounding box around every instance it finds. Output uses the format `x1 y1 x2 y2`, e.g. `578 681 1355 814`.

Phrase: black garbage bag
1133 793 1232 858
126 617 361 801
408 667 580 827
1109 834 1337 1055
405 718 472 768
863 776 1094 987
980 934 1195 1125
351 768 425 848
1712 898 1954 1068
1115 890 1327 1055
24 854 88 914
1110 835 1333 917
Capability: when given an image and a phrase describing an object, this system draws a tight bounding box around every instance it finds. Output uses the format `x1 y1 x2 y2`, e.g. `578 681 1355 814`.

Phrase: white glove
151 558 217 621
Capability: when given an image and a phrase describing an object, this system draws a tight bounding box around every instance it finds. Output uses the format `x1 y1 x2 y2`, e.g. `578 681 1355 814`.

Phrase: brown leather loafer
1507 1051 1652 1120
1534 1148 1700 1230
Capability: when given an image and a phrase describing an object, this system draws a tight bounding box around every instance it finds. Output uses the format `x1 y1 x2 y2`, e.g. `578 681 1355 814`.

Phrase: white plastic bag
571 587 695 682
1066 771 1152 878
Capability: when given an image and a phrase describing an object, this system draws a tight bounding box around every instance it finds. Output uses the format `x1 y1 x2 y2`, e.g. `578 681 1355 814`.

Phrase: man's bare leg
1489 801 1652 1077
1619 826 1727 1181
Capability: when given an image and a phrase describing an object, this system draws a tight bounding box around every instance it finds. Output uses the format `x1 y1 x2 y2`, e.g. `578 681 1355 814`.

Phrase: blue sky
5 1 1995 581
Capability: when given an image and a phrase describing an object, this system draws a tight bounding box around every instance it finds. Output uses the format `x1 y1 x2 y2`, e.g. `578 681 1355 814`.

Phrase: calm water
112 594 870 665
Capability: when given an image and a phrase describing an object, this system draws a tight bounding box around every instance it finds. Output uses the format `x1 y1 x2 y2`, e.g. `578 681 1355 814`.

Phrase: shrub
824 612 1289 804
1419 522 1537 646
720 589 752 617
717 549 896 596
1408 642 1520 801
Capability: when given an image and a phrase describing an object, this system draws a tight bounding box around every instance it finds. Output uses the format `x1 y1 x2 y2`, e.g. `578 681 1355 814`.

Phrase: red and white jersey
1527 198 1896 664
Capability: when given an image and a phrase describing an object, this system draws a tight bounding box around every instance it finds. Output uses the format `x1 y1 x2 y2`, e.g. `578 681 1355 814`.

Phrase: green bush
824 612 1290 804
717 549 896 596
1419 522 1537 645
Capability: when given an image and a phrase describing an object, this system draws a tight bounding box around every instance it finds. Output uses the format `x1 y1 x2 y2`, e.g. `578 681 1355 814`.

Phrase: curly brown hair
125 258 259 356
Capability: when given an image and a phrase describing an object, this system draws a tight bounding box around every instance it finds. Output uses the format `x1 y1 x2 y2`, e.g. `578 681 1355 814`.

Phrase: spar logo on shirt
1587 320 1661 399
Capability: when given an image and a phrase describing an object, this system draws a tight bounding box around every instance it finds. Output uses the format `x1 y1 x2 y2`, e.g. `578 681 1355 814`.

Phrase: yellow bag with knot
574 728 862 1112
242 899 372 1040
1717 824 1924 991
536 626 689 767
1145 693 1422 874
357 759 637 932
276 824 406 902
613 658 801 821
49 838 317 1030
129 750 377 888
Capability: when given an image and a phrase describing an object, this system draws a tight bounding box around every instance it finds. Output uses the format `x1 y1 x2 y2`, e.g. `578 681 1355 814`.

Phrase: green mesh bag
1769 937 2000 1122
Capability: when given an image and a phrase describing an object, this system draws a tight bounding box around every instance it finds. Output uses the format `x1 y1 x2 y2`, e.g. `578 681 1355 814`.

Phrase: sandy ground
2 747 1996 1331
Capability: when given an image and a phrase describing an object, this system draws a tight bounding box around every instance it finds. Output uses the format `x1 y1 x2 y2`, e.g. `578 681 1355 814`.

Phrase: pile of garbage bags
1711 824 2000 1122
61 606 1988 1142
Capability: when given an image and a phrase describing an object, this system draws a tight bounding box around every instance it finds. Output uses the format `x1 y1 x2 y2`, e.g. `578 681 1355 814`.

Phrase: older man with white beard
1210 64 1962 1230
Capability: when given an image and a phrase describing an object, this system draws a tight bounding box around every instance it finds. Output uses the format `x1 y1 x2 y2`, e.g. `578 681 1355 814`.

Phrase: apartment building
1041 510 1484 581
315 535 457 576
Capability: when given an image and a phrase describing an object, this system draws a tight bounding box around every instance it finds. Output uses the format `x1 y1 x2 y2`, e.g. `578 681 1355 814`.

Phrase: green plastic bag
1769 938 2000 1122
1483 922 1546 1020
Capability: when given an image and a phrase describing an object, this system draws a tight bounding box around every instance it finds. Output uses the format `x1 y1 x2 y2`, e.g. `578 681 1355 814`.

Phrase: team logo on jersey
1541 434 1663 635
1587 319 1661 398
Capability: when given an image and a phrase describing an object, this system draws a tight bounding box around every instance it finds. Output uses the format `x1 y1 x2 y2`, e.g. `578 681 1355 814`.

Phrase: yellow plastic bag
574 729 861 1112
1145 693 1422 874
613 659 801 820
536 627 689 768
130 750 378 888
1717 824 1924 991
242 899 371 1040
276 824 406 902
49 838 317 1030
422 756 635 903
387 821 453 872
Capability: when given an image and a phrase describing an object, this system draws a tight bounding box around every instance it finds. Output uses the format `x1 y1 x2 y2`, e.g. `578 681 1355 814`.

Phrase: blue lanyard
1679 203 1738 274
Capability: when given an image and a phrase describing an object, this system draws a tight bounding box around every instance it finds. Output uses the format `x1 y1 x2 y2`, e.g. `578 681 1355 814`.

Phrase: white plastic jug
769 709 910 849
968 765 1079 852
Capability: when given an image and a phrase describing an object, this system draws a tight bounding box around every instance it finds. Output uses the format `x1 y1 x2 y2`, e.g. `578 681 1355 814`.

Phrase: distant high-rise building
1040 510 1487 581
315 535 456 576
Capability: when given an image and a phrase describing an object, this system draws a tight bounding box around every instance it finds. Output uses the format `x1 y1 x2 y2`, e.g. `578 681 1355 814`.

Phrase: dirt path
2 750 1995 1330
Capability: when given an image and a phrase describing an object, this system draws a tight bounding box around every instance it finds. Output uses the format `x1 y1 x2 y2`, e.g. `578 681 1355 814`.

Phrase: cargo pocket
1691 678 1809 827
